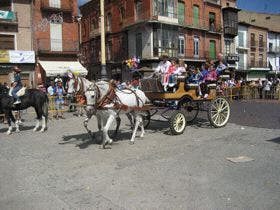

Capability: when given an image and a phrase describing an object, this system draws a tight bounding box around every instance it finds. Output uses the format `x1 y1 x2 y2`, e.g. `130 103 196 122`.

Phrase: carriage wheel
208 97 230 128
169 111 186 135
140 110 151 129
178 100 199 123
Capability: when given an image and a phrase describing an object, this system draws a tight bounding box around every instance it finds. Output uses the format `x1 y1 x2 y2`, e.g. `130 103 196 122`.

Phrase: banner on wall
9 51 35 63
0 50 9 63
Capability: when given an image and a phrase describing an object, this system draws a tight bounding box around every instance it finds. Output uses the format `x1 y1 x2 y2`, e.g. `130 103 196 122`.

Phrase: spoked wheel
178 100 199 123
140 110 151 128
169 111 187 135
208 97 230 128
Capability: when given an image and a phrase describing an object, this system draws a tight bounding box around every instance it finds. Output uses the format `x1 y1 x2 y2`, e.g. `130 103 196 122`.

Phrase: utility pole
100 0 108 79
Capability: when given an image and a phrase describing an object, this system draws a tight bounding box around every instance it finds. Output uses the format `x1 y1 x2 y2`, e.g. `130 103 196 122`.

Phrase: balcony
40 0 72 13
248 61 268 69
177 49 210 61
0 10 18 25
37 38 78 54
122 8 178 28
89 26 112 38
268 45 280 53
204 0 221 6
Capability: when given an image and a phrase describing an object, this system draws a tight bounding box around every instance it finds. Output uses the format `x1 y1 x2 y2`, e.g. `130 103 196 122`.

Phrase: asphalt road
0 100 279 210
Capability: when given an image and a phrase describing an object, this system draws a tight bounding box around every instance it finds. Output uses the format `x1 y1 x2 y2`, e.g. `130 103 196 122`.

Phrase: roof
238 10 280 33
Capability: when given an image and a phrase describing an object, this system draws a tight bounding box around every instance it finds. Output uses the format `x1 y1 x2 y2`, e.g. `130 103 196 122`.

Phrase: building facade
33 0 86 85
220 0 239 75
236 10 280 81
0 0 35 86
80 0 223 81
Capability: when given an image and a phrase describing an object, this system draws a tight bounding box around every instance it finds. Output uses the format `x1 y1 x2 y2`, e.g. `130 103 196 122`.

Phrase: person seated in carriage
11 66 23 105
154 54 171 76
186 66 204 98
200 64 218 98
162 57 178 91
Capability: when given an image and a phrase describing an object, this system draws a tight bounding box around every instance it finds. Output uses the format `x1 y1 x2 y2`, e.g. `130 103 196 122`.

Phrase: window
209 40 216 60
153 27 178 57
194 36 199 57
135 0 143 20
49 0 61 8
259 53 263 67
136 33 142 58
193 5 199 26
178 2 185 24
178 35 185 55
119 7 125 21
238 31 244 47
0 34 14 50
106 13 112 31
250 53 255 67
50 23 62 51
225 40 231 54
157 0 176 18
259 34 264 50
209 12 216 31
106 40 112 61
269 42 273 51
251 33 256 47
238 53 245 69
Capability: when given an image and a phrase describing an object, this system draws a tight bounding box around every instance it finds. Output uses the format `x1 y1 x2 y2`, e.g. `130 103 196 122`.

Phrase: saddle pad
16 87 26 97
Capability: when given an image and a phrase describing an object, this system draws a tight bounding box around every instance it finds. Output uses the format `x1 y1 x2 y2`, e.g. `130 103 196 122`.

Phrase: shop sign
9 51 35 63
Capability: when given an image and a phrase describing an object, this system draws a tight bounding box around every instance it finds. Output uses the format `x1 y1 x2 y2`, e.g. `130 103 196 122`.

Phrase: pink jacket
205 70 217 81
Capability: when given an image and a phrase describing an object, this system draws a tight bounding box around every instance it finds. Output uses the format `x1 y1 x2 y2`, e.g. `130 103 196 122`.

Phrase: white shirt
174 66 186 75
155 61 171 74
47 86 54 95
264 81 272 91
55 77 62 83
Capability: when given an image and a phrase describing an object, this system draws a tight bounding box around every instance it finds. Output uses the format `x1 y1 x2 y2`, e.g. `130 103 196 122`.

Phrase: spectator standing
47 81 55 96
54 81 65 119
263 79 272 99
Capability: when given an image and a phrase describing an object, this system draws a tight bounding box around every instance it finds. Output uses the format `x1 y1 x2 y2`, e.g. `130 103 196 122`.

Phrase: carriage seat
207 83 217 89
8 87 27 97
185 83 199 91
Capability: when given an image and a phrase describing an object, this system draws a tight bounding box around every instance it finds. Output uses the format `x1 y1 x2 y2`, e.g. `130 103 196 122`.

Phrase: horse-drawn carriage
140 76 231 135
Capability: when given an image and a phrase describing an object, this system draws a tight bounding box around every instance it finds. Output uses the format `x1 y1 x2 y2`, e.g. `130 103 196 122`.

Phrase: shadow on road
0 125 34 133
267 137 280 144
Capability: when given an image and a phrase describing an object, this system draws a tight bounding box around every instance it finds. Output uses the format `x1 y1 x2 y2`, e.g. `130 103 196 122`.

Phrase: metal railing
40 0 72 12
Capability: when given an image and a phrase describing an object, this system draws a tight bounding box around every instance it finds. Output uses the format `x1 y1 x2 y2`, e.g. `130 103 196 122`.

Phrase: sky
78 0 280 14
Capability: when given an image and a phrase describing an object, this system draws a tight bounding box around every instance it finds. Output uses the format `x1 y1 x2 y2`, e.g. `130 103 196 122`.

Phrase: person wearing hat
11 66 23 105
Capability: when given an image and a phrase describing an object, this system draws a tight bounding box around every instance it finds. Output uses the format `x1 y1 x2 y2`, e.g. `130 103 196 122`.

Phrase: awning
39 61 88 77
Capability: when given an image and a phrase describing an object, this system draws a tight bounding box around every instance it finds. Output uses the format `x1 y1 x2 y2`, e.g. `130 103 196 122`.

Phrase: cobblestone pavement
0 101 279 210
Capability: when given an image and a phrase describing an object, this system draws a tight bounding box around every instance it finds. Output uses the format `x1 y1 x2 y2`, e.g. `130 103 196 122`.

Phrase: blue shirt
14 74 22 87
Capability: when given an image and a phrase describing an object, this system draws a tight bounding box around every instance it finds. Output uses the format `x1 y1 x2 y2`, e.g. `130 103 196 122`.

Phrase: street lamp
100 0 108 80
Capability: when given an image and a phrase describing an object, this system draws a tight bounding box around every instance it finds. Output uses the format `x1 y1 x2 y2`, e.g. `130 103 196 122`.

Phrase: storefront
38 60 88 85
246 69 270 81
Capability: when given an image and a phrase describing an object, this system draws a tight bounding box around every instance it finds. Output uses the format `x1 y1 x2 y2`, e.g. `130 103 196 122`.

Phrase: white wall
237 25 248 48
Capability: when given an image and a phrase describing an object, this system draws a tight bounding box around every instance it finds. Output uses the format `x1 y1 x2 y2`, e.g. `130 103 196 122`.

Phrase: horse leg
6 110 14 135
139 115 145 138
129 114 141 144
33 108 41 132
39 116 46 132
114 115 121 137
102 114 115 149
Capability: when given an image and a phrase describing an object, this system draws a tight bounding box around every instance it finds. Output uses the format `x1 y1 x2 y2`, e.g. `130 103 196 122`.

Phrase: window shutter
50 23 62 51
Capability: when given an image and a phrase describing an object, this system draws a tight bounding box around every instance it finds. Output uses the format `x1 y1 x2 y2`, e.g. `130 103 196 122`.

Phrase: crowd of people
152 53 227 98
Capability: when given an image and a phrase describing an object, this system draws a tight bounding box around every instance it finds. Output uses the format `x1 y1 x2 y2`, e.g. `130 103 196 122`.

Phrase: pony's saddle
9 87 27 97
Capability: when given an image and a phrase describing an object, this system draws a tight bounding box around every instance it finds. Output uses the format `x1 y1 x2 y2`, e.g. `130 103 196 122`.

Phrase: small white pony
67 75 149 148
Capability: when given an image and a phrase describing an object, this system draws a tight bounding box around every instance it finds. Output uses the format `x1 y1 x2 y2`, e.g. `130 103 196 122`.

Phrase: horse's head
66 72 80 95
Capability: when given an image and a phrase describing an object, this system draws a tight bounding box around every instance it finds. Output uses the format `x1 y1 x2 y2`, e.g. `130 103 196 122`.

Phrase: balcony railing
40 0 72 12
37 38 78 53
248 61 268 68
0 10 18 24
204 0 221 6
268 46 280 53
89 26 111 38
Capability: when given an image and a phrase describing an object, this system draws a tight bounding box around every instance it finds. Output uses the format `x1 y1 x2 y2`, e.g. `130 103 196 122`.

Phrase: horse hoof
129 141 134 145
33 128 38 132
15 129 20 133
6 131 12 135
39 129 45 133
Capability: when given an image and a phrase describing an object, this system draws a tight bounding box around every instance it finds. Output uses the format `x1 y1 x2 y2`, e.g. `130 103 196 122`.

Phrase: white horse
67 76 149 148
